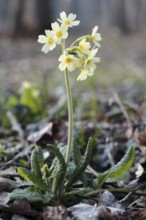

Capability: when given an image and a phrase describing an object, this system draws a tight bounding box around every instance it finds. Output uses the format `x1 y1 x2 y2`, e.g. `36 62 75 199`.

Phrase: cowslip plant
10 12 135 206
37 11 101 167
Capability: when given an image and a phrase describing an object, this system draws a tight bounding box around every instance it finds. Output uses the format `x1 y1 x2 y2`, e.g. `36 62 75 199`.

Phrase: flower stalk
64 68 73 165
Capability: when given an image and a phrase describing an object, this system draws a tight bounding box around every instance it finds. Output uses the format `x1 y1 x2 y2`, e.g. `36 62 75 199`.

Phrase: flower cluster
38 12 101 81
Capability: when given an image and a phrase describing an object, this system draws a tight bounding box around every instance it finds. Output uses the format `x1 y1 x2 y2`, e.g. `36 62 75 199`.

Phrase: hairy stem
52 40 73 195
64 68 73 165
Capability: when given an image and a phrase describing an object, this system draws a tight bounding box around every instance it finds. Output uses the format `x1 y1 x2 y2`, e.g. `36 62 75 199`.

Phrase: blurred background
0 0 146 93
1 0 146 36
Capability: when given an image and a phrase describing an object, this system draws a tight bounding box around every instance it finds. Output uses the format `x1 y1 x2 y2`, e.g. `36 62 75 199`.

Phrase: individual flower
77 49 100 81
51 22 68 44
38 30 56 53
90 26 102 47
77 68 94 81
58 11 80 28
78 39 91 54
84 48 100 70
59 53 78 72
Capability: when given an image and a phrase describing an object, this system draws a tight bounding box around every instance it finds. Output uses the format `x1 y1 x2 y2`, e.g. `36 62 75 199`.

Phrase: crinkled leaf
65 137 93 190
71 136 85 183
48 144 66 179
47 144 67 192
72 137 82 166
42 164 52 179
31 145 44 178
10 188 53 204
97 146 135 187
50 143 66 171
18 167 48 191
57 143 67 159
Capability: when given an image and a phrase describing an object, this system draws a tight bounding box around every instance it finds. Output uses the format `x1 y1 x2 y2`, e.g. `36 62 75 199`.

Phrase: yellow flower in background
58 11 80 28
59 53 78 72
79 39 91 54
51 22 68 44
91 26 102 47
38 30 56 53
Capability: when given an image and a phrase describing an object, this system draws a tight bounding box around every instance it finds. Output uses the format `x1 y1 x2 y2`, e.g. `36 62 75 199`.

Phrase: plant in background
3 81 46 123
1 81 46 128
10 12 135 206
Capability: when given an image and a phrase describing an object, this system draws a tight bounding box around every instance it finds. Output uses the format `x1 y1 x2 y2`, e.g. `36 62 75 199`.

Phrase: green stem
54 71 73 196
52 178 57 194
51 41 73 195
84 187 146 198
64 68 73 165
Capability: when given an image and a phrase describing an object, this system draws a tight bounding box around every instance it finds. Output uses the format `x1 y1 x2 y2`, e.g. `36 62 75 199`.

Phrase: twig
86 165 99 177
0 144 33 169
111 90 132 128
118 192 132 203
6 110 24 141
105 138 115 166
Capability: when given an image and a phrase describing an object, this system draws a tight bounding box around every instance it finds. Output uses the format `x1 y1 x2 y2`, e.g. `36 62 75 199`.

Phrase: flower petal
41 44 50 53
38 35 48 44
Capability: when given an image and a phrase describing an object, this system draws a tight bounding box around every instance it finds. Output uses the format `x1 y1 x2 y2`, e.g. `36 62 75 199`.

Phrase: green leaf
50 144 66 170
47 144 67 192
18 167 48 191
72 137 82 166
97 146 135 187
42 164 52 179
6 95 19 109
48 144 66 179
57 143 67 159
106 172 130 183
65 137 93 190
10 188 54 204
31 145 44 178
72 136 86 184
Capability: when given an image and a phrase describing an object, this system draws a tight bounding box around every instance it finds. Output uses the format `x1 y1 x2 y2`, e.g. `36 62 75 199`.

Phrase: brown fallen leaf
0 177 32 192
27 122 53 143
0 191 10 205
42 205 70 220
0 199 41 218
134 128 146 155
68 203 125 220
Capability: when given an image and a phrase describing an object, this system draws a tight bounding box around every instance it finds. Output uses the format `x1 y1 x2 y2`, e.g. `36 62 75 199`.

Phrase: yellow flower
84 49 100 70
79 39 91 54
77 49 100 81
51 22 68 44
59 53 78 72
77 68 94 81
38 30 56 53
58 11 80 28
91 26 102 47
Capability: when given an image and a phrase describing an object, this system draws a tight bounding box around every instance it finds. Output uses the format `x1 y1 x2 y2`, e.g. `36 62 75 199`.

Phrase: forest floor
0 30 146 219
